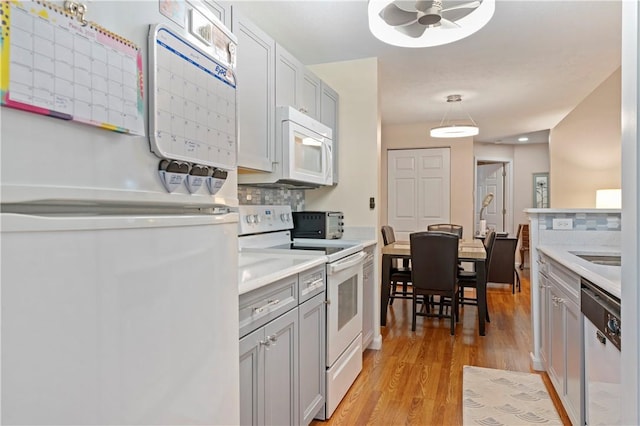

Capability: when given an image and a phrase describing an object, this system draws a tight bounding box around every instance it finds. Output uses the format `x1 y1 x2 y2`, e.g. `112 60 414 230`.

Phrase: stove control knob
280 213 286 221
255 214 262 223
245 215 253 224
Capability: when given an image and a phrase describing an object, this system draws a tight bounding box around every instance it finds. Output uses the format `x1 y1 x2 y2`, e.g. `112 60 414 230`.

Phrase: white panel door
477 162 505 233
388 148 451 241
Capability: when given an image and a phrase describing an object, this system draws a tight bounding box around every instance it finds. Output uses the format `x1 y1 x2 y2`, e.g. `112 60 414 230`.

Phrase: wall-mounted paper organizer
0 0 145 135
148 24 237 171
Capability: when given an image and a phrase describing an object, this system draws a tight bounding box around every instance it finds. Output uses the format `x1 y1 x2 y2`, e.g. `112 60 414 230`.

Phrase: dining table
380 239 489 335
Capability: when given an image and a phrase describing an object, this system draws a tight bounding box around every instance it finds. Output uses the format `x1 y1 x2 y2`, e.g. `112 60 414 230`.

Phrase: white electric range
238 205 365 420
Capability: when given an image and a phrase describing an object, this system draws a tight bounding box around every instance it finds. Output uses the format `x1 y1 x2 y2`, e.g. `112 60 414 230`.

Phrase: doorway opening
475 159 513 236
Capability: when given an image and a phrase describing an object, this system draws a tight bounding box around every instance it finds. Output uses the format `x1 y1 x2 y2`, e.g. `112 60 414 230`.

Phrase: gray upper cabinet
187 0 232 28
276 44 321 120
232 10 275 172
320 83 339 185
275 45 299 109
302 70 321 120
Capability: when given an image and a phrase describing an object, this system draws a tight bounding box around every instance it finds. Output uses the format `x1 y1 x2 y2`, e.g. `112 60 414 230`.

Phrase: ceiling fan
379 0 482 38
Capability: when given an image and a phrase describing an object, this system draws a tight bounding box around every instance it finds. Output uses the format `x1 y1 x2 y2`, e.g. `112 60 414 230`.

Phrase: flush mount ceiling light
430 94 479 138
368 0 495 48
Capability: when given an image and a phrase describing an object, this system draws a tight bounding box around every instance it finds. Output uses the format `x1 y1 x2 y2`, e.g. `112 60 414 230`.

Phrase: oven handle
328 252 365 274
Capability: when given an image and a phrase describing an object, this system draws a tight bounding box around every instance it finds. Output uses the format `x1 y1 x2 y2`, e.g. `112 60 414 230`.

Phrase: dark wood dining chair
517 224 530 270
457 230 496 322
427 223 463 238
409 231 460 335
381 226 412 304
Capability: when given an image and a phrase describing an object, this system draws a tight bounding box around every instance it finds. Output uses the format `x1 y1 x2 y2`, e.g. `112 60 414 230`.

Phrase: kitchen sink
570 252 621 266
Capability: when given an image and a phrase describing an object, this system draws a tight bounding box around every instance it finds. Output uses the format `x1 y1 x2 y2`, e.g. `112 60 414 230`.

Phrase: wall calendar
0 0 145 135
148 24 237 171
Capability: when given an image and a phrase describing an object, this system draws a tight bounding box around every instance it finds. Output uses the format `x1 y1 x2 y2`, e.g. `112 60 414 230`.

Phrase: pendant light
430 94 479 138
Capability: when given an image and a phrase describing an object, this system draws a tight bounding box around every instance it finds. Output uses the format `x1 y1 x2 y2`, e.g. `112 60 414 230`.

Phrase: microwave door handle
325 140 333 184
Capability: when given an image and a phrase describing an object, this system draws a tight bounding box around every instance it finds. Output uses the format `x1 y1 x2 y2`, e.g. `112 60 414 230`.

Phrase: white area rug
463 365 562 425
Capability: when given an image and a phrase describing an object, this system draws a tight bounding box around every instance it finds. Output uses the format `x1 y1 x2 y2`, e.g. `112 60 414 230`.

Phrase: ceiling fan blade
379 3 419 26
440 18 461 29
415 0 432 12
396 22 428 38
441 0 481 12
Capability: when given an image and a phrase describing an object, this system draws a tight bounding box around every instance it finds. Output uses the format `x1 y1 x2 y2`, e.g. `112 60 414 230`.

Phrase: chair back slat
381 225 396 245
483 230 497 272
427 223 463 238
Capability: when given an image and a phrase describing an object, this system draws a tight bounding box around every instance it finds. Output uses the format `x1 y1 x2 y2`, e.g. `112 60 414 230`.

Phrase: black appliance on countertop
292 211 344 239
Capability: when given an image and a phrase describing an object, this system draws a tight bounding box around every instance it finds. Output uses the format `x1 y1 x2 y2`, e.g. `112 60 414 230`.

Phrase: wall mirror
533 173 550 208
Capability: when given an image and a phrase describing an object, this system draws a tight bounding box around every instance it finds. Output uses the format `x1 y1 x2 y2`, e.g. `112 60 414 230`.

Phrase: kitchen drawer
299 265 326 303
239 274 298 338
548 258 580 300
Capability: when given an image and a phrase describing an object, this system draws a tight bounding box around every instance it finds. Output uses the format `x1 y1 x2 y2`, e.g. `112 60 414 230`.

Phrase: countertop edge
238 255 327 295
537 245 621 299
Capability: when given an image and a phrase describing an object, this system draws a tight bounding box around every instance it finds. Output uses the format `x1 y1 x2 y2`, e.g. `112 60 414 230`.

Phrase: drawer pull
304 278 324 292
253 299 280 314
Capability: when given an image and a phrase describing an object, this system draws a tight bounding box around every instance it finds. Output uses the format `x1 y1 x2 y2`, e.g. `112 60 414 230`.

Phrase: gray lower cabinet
362 245 375 348
539 252 583 426
239 265 326 426
299 293 325 425
240 308 299 426
538 272 550 367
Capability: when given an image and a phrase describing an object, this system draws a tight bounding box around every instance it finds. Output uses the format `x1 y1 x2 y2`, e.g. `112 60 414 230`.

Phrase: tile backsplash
238 185 305 211
539 212 621 231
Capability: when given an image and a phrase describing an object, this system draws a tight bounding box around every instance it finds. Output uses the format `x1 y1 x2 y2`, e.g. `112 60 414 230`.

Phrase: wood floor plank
312 270 572 425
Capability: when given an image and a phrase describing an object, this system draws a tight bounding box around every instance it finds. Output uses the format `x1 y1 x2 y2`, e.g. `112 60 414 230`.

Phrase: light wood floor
312 269 572 425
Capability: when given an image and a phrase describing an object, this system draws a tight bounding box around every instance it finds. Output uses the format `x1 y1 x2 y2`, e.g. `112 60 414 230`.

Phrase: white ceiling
232 0 621 144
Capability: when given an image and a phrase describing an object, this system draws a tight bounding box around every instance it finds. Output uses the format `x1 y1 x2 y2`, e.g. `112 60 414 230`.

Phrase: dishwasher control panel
581 278 621 350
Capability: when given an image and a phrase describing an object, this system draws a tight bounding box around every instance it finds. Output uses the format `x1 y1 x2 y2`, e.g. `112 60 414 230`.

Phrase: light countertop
238 252 327 295
538 245 621 298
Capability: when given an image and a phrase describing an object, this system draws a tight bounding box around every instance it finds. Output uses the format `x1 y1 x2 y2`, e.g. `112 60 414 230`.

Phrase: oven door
326 251 365 366
282 120 333 186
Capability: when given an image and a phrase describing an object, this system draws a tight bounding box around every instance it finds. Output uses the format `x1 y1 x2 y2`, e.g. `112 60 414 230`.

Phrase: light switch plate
552 218 573 230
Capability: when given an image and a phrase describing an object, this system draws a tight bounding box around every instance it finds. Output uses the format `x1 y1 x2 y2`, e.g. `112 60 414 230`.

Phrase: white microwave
239 106 333 187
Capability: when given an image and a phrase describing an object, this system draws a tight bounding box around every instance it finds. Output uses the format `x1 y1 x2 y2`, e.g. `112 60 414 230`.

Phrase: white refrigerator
1 1 239 424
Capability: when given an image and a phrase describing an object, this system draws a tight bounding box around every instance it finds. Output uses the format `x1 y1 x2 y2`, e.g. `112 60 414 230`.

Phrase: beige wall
381 123 475 238
550 68 621 207
306 58 380 229
474 142 550 234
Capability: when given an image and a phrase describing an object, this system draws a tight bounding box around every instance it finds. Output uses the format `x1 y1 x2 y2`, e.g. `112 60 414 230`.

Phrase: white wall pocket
158 160 189 193
185 164 210 194
207 169 228 195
